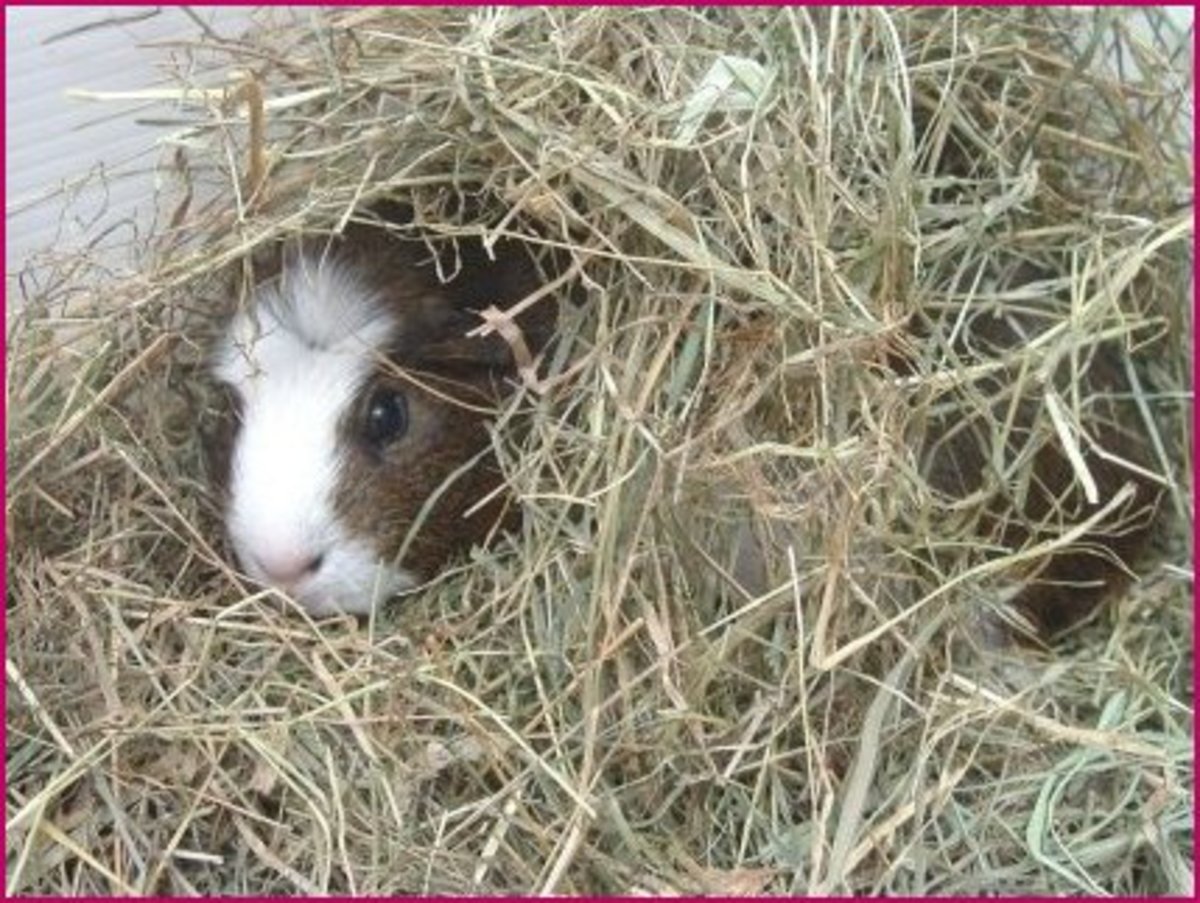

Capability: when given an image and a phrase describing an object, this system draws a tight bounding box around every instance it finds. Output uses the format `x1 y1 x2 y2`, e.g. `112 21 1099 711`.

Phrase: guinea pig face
211 254 509 616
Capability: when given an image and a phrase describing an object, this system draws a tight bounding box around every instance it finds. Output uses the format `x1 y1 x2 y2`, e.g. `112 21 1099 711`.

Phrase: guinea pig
911 258 1166 639
209 204 552 616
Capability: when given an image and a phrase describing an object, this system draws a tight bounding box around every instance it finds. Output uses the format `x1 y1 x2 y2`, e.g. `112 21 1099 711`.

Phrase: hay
6 6 1193 895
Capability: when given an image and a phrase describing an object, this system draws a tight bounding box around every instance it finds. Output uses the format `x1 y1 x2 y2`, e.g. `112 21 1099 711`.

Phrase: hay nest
6 6 1193 895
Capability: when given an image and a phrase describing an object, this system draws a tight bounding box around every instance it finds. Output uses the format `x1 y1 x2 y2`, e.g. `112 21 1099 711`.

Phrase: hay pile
6 6 1193 895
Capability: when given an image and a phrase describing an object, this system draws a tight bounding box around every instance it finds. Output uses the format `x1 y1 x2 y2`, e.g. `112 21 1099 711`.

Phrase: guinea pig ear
399 235 554 373
400 307 527 373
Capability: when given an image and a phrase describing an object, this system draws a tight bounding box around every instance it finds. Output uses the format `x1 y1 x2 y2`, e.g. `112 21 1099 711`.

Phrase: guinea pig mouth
234 540 419 617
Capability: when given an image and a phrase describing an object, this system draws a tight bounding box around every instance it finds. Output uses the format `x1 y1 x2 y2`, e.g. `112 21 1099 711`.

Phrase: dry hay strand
6 6 1193 896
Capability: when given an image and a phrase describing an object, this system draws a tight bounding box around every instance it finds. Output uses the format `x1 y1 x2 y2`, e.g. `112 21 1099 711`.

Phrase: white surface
4 5 254 279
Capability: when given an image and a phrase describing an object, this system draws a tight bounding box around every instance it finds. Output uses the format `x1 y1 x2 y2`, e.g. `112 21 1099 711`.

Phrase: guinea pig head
211 235 541 616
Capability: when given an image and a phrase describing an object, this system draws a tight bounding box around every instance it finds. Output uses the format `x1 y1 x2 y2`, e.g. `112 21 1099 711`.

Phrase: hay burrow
6 6 1193 895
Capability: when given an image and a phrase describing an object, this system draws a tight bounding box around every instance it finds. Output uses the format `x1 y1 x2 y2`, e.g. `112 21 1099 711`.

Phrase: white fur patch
213 256 417 615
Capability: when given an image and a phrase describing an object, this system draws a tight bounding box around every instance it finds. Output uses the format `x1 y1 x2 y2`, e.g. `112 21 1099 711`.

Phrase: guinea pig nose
253 550 325 586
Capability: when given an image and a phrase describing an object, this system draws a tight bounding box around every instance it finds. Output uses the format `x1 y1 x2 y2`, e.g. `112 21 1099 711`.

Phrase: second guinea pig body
211 208 546 616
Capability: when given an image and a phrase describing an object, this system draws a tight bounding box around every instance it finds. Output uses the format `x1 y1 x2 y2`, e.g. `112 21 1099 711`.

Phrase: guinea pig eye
361 388 409 449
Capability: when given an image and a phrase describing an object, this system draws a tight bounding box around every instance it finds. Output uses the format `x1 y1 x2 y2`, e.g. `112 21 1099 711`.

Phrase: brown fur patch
319 203 546 579
332 365 517 579
915 270 1164 637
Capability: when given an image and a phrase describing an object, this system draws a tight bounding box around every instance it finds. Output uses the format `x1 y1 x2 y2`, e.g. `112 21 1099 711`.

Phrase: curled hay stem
234 73 268 207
